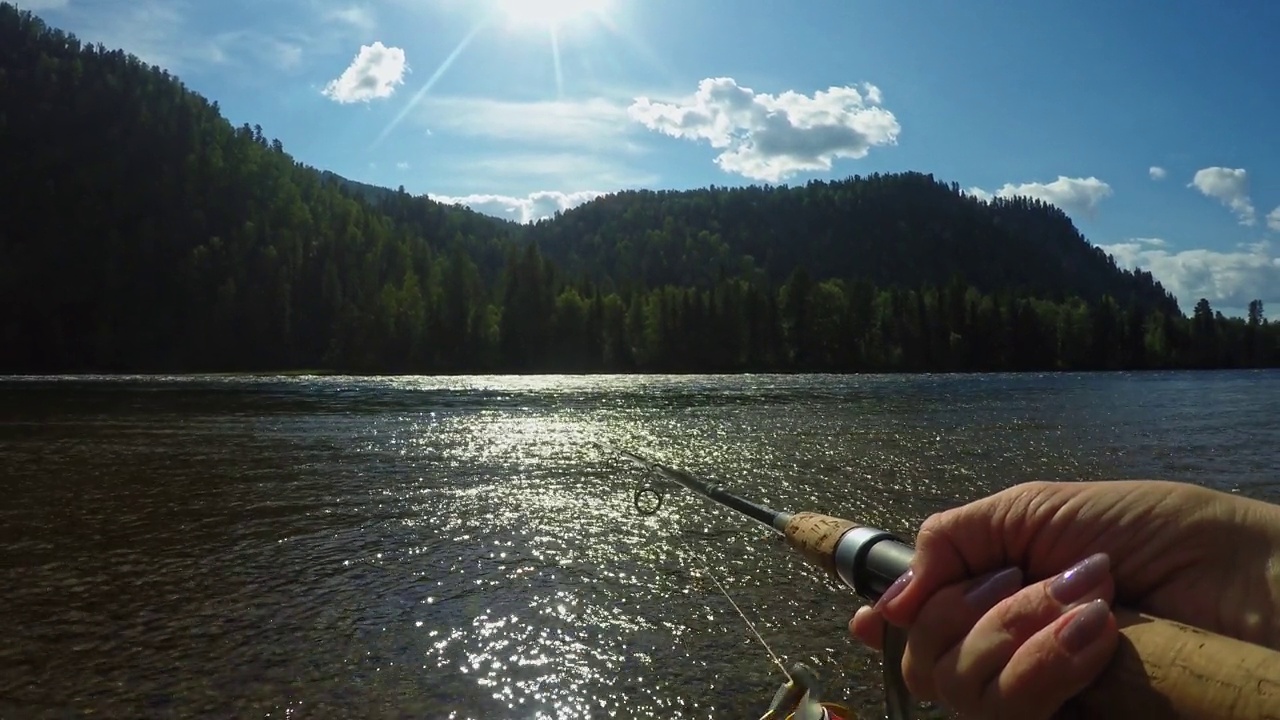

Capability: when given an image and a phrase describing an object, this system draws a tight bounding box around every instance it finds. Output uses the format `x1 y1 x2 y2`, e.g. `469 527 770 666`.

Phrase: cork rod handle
782 511 1280 719
1074 609 1280 718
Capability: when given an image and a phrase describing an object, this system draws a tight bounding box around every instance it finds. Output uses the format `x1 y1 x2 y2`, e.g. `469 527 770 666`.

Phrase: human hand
848 480 1280 719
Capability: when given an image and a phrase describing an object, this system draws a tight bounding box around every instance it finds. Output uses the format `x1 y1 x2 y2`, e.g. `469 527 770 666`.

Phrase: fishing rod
620 446 913 601
608 445 1280 720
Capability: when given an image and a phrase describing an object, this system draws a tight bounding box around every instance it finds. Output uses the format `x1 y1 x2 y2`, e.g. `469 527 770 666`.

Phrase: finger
899 565 1024 701
849 605 885 650
877 482 1076 626
852 569 1024 682
932 553 1116 717
985 599 1119 719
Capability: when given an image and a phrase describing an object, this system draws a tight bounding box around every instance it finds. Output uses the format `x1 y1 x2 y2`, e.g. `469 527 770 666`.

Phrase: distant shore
3 367 1277 379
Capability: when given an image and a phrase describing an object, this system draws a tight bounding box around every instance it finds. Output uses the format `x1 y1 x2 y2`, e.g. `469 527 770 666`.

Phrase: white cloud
628 77 900 183
968 176 1113 217
10 0 68 10
327 5 376 32
396 161 410 170
421 96 636 149
278 44 303 69
208 30 304 71
322 41 407 103
1149 166 1167 180
434 152 659 197
430 190 605 224
275 43 303 69
1123 237 1167 248
1189 167 1256 226
475 153 655 183
34 0 368 78
52 0 207 72
1101 237 1280 313
1266 206 1280 233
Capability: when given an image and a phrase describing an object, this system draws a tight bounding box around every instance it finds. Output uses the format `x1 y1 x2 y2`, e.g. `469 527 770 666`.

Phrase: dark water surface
2 372 1278 719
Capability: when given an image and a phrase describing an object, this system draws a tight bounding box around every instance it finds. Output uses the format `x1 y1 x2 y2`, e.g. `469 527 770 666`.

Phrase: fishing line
613 445 913 719
679 534 792 683
638 461 793 682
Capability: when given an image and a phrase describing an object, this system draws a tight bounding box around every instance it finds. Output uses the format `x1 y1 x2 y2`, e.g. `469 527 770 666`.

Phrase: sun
491 0 611 31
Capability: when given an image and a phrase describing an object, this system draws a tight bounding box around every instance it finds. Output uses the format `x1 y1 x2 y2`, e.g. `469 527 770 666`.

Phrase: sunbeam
371 17 490 149
495 0 610 31
593 14 680 87
370 0 638 147
551 28 564 98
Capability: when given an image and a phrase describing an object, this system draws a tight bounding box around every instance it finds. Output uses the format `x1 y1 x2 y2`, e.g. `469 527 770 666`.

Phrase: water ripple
1 371 1277 718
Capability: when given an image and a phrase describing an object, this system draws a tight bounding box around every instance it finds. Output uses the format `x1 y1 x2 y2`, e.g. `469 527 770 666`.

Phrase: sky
13 0 1280 317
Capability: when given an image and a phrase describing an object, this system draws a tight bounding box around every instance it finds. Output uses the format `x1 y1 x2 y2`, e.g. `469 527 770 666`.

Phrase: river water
1 372 1278 719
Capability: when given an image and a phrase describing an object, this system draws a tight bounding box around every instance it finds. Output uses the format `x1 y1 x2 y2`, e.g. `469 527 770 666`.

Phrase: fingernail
874 569 913 611
1049 552 1110 605
964 567 1023 610
1058 598 1111 653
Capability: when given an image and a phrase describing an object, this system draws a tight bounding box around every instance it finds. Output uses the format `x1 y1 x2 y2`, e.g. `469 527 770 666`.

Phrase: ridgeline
2 3 1276 374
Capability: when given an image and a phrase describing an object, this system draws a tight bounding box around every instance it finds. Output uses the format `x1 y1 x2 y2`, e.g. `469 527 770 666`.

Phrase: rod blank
611 448 1280 719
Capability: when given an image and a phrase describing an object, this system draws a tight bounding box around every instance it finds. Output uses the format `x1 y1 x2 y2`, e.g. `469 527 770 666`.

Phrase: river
1 371 1278 719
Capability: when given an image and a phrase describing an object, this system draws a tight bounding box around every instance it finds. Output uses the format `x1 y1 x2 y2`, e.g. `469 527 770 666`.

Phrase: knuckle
982 592 1056 649
915 510 951 544
919 509 949 533
986 595 1027 631
1013 479 1053 494
932 662 980 717
900 649 937 701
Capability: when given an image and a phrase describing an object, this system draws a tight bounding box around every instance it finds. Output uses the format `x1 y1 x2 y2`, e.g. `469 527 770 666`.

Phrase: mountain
521 177 1181 316
318 171 405 207
0 4 513 373
1 2 1276 374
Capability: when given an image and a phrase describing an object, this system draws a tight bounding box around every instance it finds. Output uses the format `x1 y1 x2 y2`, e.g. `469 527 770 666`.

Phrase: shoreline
2 367 1277 379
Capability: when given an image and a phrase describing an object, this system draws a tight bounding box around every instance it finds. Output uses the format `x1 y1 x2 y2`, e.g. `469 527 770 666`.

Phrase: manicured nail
1049 552 1110 605
1058 598 1112 653
964 567 1024 610
874 569 913 611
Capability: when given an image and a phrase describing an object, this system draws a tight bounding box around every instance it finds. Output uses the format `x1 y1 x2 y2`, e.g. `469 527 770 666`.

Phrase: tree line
356 242 1278 373
1 3 1276 375
519 174 1183 319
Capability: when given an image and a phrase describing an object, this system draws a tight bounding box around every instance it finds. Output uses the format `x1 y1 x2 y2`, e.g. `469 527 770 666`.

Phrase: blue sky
14 0 1280 316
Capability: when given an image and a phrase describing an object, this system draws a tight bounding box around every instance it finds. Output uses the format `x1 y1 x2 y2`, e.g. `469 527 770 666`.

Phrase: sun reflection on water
362 378 807 717
5 372 1231 718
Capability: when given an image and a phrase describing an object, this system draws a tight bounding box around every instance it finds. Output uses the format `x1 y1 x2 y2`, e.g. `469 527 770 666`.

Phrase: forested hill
0 4 513 373
523 178 1181 316
2 3 1277 374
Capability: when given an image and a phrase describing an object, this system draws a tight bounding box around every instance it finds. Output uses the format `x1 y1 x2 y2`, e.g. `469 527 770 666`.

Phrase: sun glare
493 0 610 30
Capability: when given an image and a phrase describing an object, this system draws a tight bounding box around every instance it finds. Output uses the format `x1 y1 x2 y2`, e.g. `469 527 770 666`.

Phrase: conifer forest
2 4 1277 375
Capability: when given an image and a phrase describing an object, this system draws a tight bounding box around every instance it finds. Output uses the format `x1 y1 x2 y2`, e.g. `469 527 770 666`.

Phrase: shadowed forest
2 4 1277 374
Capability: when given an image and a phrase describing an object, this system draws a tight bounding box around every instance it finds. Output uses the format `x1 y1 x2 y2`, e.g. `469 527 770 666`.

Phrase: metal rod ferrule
832 526 916 602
